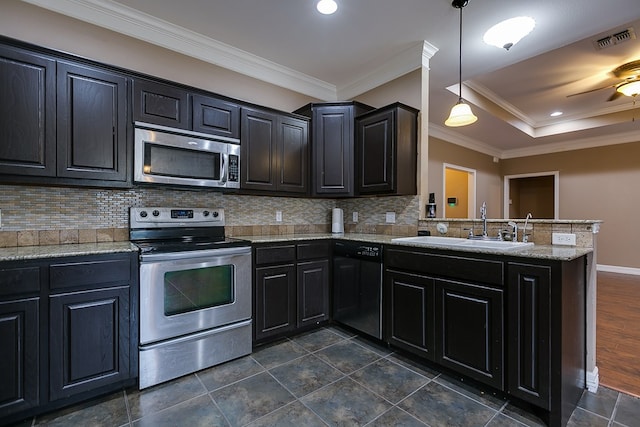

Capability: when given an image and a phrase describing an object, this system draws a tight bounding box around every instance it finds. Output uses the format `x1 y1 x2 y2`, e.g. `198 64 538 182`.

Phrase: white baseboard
587 367 599 393
597 264 640 276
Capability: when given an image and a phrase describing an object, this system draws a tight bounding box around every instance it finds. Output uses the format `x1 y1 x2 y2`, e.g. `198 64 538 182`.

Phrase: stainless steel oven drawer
138 319 251 389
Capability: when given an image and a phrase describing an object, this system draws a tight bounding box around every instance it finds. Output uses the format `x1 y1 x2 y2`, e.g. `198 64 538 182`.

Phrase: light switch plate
352 212 358 222
275 211 282 222
385 212 396 223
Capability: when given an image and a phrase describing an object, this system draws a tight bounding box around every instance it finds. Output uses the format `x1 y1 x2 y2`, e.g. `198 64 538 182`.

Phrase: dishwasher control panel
334 241 382 261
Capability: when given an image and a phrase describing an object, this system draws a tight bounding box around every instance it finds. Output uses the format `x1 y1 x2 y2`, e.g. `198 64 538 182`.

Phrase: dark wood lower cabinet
435 279 504 390
49 286 130 401
0 298 39 417
297 259 329 328
254 264 296 341
507 263 551 409
0 252 137 425
385 270 435 360
253 241 329 344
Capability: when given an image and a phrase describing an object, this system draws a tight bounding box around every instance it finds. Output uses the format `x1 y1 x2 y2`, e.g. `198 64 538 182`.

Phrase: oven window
144 142 221 180
164 265 234 316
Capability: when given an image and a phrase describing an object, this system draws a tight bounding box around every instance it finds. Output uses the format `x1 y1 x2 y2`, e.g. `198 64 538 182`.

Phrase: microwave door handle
220 153 228 184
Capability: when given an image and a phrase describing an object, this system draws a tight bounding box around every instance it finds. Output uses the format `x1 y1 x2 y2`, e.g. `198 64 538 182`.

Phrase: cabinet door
385 270 435 360
507 263 551 409
192 94 240 138
49 286 130 401
297 259 329 328
312 105 354 196
436 279 503 389
277 115 308 194
133 79 189 129
0 46 56 177
56 61 128 182
356 108 394 194
254 264 296 341
240 108 277 191
0 298 39 417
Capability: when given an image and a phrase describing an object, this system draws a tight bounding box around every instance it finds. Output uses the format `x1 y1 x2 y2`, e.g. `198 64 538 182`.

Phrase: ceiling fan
567 59 640 101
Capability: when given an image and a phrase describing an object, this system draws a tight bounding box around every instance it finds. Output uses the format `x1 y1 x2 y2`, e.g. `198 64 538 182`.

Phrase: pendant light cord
457 4 463 101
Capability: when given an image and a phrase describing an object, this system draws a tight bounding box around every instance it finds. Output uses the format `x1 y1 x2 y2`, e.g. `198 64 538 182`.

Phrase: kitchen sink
391 235 534 251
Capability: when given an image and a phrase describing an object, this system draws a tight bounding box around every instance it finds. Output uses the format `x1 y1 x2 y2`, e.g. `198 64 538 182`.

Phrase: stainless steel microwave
134 123 240 189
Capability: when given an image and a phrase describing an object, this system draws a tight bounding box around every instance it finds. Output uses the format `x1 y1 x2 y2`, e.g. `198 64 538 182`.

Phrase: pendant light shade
445 0 477 128
445 100 478 127
616 80 640 97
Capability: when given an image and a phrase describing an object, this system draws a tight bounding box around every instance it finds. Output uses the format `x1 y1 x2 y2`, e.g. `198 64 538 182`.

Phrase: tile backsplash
0 185 420 247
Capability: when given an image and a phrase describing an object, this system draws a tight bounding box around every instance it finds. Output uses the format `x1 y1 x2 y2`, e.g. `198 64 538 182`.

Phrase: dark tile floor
12 326 640 427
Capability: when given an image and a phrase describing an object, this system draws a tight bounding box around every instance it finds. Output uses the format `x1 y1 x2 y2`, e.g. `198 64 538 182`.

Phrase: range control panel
130 207 224 228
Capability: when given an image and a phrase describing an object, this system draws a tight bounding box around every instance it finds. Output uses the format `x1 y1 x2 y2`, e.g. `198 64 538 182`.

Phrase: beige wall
428 137 502 219
1 0 316 112
353 70 421 110
501 142 640 269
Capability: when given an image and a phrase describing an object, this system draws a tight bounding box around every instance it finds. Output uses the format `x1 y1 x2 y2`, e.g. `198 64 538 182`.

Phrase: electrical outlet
385 212 396 223
552 232 576 246
352 212 358 223
0 208 2 228
275 211 282 222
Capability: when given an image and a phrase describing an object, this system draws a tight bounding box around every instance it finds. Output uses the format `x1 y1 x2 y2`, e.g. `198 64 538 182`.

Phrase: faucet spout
522 213 533 242
480 202 487 237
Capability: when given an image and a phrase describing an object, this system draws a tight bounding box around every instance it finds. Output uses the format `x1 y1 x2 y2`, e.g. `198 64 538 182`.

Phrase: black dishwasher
332 241 383 340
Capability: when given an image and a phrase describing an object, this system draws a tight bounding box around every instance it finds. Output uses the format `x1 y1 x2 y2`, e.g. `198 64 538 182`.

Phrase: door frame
443 163 476 219
503 171 559 219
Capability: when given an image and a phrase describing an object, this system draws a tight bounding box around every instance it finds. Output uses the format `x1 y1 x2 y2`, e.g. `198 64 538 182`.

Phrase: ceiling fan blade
566 84 614 98
607 91 624 102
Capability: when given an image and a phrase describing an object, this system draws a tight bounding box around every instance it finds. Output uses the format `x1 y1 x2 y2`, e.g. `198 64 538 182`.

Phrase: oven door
139 246 251 345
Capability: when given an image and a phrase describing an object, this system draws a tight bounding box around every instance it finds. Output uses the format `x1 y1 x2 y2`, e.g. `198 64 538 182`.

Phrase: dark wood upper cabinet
0 45 56 177
56 61 128 182
240 107 308 194
356 102 418 195
192 94 240 139
132 78 189 129
294 102 373 197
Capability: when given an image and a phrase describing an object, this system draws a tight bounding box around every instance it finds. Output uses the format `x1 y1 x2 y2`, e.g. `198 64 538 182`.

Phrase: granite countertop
0 241 138 262
237 233 593 261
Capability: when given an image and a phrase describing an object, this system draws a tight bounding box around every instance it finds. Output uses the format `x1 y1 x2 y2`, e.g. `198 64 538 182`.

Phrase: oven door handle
139 245 251 262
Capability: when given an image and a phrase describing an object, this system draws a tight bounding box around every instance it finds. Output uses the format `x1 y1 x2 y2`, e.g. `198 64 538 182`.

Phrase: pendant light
445 0 477 127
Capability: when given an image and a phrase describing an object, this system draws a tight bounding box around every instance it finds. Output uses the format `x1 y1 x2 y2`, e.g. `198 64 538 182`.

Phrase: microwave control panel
228 154 239 182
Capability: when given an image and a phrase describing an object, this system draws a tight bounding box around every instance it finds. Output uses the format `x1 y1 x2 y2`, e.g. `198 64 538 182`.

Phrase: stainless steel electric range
129 207 252 389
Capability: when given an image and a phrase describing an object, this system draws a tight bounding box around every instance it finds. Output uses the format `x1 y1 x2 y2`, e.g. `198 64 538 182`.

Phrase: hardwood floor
597 271 640 397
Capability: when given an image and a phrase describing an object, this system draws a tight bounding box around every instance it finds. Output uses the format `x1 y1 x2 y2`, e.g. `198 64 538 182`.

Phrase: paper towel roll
331 208 344 234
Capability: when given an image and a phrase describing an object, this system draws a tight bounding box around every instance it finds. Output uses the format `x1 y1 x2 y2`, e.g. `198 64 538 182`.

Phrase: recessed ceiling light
550 111 563 117
483 16 535 50
317 0 337 15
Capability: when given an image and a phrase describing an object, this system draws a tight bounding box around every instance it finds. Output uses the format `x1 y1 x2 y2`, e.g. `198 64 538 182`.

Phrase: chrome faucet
522 213 533 243
507 221 518 242
480 201 488 237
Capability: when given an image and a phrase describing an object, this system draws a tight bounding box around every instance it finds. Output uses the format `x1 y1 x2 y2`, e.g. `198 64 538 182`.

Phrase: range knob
203 210 210 217
139 211 148 218
212 211 219 218
152 210 160 217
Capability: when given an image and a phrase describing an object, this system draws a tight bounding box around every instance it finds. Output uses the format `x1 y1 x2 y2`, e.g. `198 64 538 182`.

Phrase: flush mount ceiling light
550 111 563 117
483 16 535 50
317 0 337 15
616 79 640 97
445 0 477 127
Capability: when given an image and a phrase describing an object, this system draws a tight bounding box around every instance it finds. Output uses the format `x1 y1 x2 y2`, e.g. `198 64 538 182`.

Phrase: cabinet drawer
255 245 296 265
49 258 131 291
385 248 504 286
297 241 330 260
0 266 40 297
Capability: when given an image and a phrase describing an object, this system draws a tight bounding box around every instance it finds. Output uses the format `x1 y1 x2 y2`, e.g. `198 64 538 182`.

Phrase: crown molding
21 0 339 100
429 124 503 158
500 129 640 159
